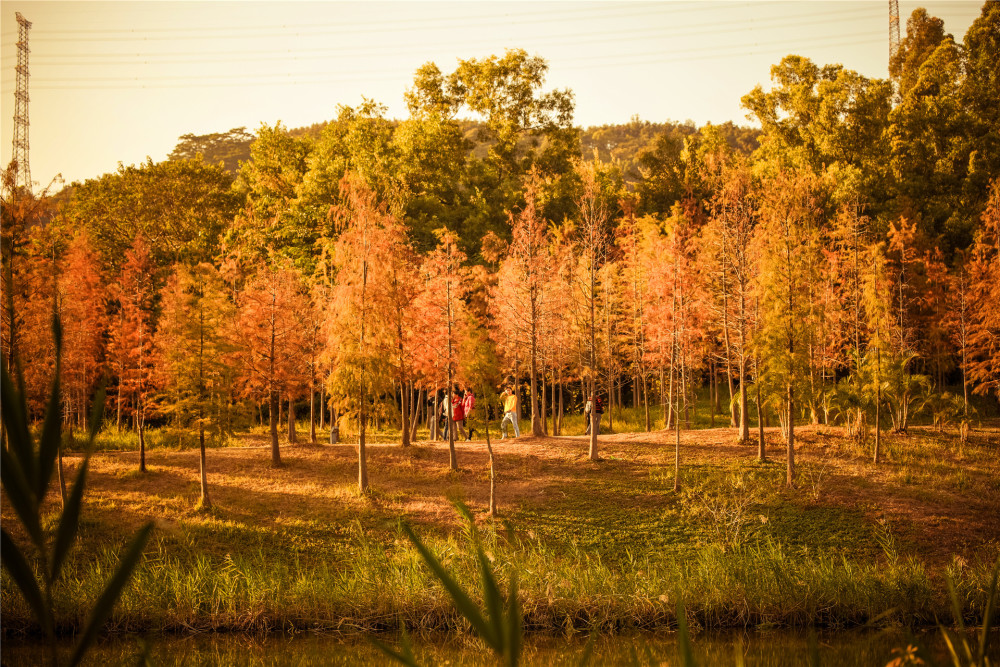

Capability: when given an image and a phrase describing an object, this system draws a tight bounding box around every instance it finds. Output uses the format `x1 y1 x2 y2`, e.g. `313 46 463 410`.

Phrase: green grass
5 416 999 639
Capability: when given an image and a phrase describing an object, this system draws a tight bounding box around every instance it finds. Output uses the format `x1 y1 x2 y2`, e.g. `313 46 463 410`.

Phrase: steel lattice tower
889 0 901 63
11 12 32 192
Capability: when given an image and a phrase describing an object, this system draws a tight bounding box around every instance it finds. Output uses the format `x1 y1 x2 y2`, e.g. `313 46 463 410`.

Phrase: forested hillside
2 5 998 496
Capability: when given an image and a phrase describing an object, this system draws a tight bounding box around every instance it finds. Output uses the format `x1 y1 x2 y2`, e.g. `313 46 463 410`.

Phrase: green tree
225 122 313 272
168 127 255 174
65 158 240 271
406 50 578 246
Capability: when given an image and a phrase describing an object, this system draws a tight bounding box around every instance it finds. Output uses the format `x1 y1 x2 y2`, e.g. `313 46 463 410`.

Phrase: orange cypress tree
235 263 307 467
108 235 158 472
490 170 551 437
58 233 107 432
967 179 1000 401
325 174 415 491
412 229 469 471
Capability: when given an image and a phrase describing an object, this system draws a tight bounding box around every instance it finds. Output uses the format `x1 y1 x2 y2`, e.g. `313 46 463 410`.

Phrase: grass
3 418 999 639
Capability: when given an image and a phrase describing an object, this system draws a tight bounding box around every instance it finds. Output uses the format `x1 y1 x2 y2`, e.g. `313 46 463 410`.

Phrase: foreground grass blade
0 445 43 546
676 597 696 667
87 386 107 446
1 355 35 485
50 459 91 582
0 528 51 639
370 632 420 667
400 521 497 649
976 558 999 664
69 521 154 667
36 369 62 503
505 574 521 667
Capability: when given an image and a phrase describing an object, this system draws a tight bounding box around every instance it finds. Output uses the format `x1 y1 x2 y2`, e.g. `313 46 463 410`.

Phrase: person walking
462 388 476 441
584 392 604 435
441 391 451 440
452 386 468 441
499 385 520 439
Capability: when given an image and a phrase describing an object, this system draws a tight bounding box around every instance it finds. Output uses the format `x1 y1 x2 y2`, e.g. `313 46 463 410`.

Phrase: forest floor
3 421 999 636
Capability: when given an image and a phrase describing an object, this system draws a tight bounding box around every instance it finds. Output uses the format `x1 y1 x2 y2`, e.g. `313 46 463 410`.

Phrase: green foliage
167 127 255 174
64 157 240 271
1 319 153 665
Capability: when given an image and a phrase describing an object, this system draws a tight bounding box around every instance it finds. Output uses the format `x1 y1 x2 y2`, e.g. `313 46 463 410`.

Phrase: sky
0 0 985 191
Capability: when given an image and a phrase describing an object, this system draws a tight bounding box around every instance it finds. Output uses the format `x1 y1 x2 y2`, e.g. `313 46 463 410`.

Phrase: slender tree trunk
660 367 667 427
269 388 281 466
738 353 749 441
589 257 599 461
558 370 564 435
400 379 411 447
756 381 766 461
540 364 548 436
199 421 211 509
550 369 558 436
485 411 497 518
530 316 543 437
138 401 147 473
642 374 650 432
57 445 67 508
288 400 297 444
358 402 369 492
874 345 882 465
786 380 795 487
431 391 440 441
709 357 716 428
673 358 681 493
310 383 317 445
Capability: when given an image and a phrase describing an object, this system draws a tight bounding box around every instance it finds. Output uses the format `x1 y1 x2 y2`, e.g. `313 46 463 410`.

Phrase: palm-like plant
1 318 153 666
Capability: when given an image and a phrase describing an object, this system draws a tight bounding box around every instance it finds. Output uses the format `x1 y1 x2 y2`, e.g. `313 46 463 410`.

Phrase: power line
2 7 884 66
3 5 882 46
1 34 884 92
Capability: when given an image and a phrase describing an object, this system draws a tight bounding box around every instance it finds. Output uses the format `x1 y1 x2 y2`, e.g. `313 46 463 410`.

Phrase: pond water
3 629 998 666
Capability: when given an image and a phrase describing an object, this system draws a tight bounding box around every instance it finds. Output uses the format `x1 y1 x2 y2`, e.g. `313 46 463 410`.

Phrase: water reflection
3 629 998 666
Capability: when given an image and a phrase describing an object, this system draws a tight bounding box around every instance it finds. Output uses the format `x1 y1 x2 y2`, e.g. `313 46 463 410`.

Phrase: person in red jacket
451 386 468 441
462 389 476 441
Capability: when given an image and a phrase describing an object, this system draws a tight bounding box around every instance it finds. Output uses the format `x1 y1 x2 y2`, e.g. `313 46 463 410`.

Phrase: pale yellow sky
0 1 983 190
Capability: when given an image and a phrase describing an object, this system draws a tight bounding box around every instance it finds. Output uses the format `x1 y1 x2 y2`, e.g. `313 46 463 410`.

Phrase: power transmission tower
11 12 32 193
888 0 901 64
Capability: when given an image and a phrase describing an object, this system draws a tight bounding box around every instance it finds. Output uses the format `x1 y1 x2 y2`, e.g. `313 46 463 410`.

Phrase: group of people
440 387 477 441
435 384 606 441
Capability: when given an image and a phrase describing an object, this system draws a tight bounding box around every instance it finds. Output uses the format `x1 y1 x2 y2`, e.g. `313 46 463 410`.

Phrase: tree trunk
710 358 717 428
642 374 650 432
738 371 749 442
400 380 411 447
431 391 440 441
786 383 795 487
530 320 543 437
269 389 281 466
138 404 147 473
57 444 67 508
358 404 369 493
310 387 317 445
199 422 211 509
558 370 564 435
551 369 558 436
486 415 497 518
756 379 766 462
288 400 297 444
874 346 882 465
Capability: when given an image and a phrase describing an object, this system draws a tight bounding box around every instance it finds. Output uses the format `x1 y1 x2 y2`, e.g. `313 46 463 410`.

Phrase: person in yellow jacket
499 385 520 439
